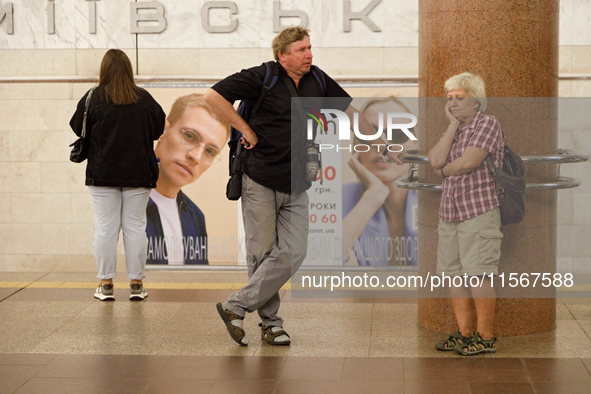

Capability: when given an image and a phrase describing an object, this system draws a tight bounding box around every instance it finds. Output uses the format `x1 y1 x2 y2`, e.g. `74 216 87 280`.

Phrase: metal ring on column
395 176 581 191
400 149 590 165
395 149 588 191
521 149 590 164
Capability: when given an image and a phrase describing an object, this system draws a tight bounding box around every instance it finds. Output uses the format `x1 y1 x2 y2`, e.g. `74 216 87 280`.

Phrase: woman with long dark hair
70 49 165 301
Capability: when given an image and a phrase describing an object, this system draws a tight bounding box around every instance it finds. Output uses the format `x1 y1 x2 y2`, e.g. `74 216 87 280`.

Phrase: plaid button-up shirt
439 111 504 222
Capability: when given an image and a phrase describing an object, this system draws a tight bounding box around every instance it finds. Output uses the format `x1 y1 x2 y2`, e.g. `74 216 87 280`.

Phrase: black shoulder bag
69 87 96 163
485 143 527 225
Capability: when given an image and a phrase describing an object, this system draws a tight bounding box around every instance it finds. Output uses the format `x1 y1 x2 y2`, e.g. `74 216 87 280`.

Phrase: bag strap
283 72 323 185
227 62 279 175
282 72 309 137
250 62 324 139
486 130 509 198
81 87 96 139
249 61 279 122
230 61 279 143
310 65 327 95
485 154 505 198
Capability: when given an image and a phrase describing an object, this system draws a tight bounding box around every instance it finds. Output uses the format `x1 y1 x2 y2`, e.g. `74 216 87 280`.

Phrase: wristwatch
441 166 448 179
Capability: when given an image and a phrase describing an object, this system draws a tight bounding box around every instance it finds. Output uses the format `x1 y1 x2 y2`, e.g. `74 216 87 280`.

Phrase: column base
418 298 556 336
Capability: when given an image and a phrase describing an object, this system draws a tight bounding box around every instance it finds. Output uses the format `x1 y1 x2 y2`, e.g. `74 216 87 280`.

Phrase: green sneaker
435 328 471 351
454 331 496 356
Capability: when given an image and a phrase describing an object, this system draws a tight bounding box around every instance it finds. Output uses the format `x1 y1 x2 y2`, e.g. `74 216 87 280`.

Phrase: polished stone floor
1 271 591 393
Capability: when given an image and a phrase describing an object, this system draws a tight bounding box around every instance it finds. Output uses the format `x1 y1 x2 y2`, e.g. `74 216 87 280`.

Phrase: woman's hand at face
445 101 460 125
349 152 390 204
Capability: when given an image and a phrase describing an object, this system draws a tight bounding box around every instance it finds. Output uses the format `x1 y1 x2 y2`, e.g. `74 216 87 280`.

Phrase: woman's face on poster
358 100 417 183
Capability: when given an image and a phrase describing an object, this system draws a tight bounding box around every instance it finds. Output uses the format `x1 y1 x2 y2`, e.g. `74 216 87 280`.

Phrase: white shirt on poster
150 189 184 265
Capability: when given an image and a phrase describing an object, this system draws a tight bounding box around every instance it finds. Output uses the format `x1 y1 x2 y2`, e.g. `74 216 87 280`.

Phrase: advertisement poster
144 87 419 268
303 97 419 268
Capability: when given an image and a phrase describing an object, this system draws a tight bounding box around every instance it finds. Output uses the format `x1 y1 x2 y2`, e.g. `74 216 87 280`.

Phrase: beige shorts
436 207 503 277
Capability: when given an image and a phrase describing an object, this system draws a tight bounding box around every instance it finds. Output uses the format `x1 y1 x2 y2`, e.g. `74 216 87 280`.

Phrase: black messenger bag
69 87 96 163
485 144 526 225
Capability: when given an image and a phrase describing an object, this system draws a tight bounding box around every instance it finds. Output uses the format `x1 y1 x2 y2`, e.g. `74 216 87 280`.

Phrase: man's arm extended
204 89 258 149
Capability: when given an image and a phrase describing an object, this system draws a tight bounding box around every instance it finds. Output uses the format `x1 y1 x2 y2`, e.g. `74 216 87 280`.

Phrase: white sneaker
94 283 115 301
130 283 148 301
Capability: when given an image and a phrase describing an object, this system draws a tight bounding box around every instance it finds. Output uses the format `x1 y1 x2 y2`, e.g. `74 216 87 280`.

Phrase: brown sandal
216 303 248 346
260 323 291 346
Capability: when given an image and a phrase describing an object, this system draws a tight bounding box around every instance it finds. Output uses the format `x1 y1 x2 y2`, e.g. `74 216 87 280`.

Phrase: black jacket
70 86 166 188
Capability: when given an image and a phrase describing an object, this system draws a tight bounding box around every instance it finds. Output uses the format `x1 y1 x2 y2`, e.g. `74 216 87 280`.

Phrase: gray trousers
224 174 309 326
89 186 151 281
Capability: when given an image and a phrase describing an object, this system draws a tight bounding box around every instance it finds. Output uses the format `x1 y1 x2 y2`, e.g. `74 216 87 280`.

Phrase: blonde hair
272 27 310 61
167 94 230 140
444 72 487 112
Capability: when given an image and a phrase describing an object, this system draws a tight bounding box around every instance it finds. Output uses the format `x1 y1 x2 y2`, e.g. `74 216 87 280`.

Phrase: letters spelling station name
0 0 384 36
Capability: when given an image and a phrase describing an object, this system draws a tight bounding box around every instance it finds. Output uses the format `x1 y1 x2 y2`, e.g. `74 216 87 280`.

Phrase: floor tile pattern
1 354 591 393
2 272 591 393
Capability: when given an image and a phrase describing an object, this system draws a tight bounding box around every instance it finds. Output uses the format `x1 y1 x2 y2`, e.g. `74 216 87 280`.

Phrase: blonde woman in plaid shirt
428 73 504 356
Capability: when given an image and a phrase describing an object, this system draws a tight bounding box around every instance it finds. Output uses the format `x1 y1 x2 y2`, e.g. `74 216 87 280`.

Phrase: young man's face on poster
155 106 227 188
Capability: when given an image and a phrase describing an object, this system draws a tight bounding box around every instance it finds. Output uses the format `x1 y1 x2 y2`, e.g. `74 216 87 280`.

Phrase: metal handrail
395 176 581 191
400 149 590 165
521 149 590 164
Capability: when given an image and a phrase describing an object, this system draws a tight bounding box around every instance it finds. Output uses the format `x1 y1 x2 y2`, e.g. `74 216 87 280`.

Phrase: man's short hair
444 72 487 112
272 27 310 61
167 93 230 140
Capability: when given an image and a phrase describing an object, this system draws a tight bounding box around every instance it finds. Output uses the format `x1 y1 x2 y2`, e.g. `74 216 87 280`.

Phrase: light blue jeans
88 186 151 280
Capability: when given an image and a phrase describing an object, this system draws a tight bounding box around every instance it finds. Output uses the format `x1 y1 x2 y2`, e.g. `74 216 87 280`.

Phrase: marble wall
1 1 590 76
557 98 591 274
0 82 94 271
0 0 418 49
2 1 590 46
1 0 589 49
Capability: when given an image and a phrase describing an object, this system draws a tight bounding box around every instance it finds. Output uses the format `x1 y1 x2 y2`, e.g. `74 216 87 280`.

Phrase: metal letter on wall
130 1 166 34
273 1 308 33
0 2 14 34
47 0 55 34
87 0 98 34
343 0 381 32
201 1 238 33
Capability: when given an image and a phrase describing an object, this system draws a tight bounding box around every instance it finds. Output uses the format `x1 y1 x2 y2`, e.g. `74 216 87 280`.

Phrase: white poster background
304 120 343 266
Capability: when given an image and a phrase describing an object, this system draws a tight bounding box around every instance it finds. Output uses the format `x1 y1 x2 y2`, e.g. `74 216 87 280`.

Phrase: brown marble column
417 0 559 336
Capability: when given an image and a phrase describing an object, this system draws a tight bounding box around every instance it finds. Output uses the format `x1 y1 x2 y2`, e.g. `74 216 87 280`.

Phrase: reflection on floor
1 271 591 393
